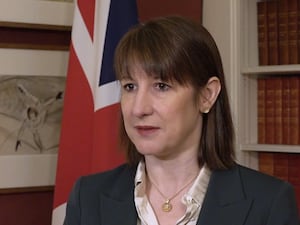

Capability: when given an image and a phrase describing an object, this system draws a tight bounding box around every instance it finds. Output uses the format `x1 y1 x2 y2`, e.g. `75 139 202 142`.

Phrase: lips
134 125 159 136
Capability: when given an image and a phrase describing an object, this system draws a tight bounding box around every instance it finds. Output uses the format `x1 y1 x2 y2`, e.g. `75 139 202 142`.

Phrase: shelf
241 144 300 153
242 65 300 75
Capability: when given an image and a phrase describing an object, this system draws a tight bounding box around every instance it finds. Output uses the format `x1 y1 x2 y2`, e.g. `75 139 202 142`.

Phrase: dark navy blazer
64 164 300 225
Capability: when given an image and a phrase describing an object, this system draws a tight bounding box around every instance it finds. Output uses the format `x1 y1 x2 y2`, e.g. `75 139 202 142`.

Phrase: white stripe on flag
51 203 66 225
95 80 120 110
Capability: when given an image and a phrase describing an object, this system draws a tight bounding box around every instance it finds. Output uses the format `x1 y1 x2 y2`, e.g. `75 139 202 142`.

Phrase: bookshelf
239 0 300 154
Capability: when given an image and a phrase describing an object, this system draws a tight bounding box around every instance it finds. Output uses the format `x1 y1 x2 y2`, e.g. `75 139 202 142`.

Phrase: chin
135 145 162 156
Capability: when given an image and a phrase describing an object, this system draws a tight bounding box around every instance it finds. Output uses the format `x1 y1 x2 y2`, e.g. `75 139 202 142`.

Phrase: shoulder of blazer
210 164 293 204
77 163 137 200
236 164 291 192
197 164 299 225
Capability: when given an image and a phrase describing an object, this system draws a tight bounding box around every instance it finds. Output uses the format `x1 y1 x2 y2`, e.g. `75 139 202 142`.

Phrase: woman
64 16 299 225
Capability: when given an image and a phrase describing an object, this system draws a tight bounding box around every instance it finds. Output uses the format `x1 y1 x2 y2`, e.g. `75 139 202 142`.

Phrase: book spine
267 1 279 65
278 0 289 64
257 1 269 65
258 152 274 176
282 77 290 144
273 153 289 180
288 0 299 64
265 78 276 144
274 77 283 144
258 78 266 144
298 0 300 64
288 76 300 145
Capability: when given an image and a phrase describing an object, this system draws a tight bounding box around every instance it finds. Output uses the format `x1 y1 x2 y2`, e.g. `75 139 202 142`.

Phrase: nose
132 89 153 118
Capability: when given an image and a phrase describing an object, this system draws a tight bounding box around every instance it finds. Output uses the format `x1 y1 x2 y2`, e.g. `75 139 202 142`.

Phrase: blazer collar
197 165 253 225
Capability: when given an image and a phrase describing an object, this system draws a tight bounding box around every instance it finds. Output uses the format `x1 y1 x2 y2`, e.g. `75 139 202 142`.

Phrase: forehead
119 61 167 81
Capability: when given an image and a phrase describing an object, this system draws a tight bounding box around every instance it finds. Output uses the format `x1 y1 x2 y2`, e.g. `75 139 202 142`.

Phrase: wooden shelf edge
240 144 300 153
241 65 300 75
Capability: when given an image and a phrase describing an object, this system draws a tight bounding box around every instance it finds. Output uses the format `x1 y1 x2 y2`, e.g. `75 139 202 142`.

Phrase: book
288 76 300 145
258 152 274 176
257 1 269 65
288 0 299 64
298 0 300 64
274 77 283 144
265 78 276 144
258 78 266 144
278 0 289 64
267 1 279 65
273 153 289 180
282 77 291 144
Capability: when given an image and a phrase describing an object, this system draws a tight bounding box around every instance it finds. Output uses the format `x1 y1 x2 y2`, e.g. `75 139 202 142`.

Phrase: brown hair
114 16 235 170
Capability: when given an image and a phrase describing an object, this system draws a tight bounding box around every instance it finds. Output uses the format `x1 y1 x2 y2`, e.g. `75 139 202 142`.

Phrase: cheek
120 97 130 115
169 101 200 127
166 97 199 117
120 98 134 133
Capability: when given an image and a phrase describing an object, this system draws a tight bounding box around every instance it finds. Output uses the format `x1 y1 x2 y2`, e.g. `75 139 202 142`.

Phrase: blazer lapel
197 165 253 225
100 194 137 225
99 166 138 225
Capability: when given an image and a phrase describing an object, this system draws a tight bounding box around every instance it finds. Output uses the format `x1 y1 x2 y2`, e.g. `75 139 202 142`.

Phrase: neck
145 155 200 179
144 158 200 196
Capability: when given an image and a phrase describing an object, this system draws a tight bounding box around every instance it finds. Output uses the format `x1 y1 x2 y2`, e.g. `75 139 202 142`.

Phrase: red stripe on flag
91 104 125 172
78 0 95 40
53 44 94 208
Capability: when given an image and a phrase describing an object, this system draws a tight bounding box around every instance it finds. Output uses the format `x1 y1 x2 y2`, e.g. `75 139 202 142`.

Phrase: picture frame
0 75 66 189
0 1 72 189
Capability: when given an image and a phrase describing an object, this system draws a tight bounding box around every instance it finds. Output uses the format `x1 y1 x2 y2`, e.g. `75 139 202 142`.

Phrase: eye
122 83 136 92
154 82 171 91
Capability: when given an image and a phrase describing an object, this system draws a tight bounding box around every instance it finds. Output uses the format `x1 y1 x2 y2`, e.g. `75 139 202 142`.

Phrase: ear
199 76 221 113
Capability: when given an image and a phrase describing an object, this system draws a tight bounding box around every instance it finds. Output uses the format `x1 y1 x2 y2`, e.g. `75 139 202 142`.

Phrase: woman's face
120 66 203 159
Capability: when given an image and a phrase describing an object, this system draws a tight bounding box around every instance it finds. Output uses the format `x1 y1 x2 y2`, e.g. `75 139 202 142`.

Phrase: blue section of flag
99 0 138 86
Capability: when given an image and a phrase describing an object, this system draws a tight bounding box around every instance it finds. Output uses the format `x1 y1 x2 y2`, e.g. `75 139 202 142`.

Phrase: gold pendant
162 200 172 212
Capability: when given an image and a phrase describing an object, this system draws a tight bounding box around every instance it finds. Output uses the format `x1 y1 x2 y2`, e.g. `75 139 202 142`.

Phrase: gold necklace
148 174 198 212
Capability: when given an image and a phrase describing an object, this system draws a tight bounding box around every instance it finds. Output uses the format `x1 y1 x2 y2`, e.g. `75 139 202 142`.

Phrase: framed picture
0 1 72 189
0 75 66 189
